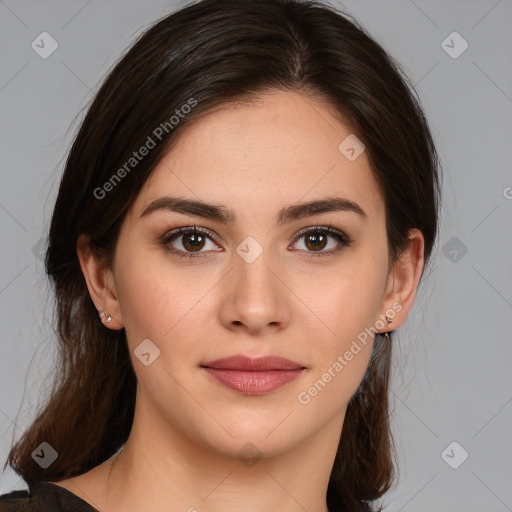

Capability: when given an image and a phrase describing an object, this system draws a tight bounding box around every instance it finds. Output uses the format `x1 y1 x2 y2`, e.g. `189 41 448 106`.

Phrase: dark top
0 482 361 511
0 482 98 512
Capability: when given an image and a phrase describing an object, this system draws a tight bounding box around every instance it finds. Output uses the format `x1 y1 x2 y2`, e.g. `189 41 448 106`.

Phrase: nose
218 248 290 335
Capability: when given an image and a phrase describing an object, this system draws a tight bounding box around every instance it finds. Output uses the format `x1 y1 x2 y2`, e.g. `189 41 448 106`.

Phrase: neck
99 394 344 512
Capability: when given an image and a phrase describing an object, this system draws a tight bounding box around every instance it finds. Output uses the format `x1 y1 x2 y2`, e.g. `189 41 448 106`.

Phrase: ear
377 228 425 333
76 234 124 330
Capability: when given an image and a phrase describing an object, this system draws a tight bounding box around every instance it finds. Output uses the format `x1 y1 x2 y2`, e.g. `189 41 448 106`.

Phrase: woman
0 0 440 510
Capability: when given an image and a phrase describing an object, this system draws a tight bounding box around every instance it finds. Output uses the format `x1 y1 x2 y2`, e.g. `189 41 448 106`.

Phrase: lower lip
202 368 305 395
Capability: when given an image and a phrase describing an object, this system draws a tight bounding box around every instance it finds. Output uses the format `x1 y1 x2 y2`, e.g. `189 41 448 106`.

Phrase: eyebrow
140 196 367 224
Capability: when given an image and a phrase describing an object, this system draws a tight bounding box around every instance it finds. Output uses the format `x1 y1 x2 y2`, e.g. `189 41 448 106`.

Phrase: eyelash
159 223 353 259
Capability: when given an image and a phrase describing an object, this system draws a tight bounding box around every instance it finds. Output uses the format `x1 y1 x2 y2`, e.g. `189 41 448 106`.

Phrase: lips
201 355 306 395
201 355 304 371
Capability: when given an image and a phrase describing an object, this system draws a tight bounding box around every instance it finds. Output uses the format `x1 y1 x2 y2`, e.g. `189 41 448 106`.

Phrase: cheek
113 251 215 410
301 280 376 376
293 287 376 415
297 255 387 346
291 252 387 406
114 247 220 355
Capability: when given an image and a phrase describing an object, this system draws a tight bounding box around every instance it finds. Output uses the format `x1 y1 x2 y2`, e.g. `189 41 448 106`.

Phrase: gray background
1 1 511 510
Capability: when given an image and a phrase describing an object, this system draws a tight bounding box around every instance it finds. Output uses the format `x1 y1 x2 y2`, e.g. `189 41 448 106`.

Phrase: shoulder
0 487 31 511
0 482 98 512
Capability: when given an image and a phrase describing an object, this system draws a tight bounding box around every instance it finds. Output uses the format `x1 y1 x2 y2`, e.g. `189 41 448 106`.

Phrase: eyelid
161 224 222 245
292 224 348 242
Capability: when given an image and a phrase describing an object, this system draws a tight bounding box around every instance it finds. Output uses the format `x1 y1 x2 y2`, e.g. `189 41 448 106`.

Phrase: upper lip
201 355 304 371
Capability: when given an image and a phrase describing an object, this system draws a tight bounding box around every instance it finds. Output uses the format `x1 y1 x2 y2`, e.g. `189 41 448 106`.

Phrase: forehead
133 90 384 222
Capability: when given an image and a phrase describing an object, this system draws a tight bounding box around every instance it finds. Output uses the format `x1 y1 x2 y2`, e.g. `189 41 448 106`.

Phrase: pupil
307 233 326 250
184 233 204 250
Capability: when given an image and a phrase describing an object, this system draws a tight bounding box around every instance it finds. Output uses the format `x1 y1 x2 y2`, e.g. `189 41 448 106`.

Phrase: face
98 90 400 459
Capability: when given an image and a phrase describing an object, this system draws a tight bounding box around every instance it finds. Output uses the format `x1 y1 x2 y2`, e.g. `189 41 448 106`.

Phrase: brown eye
181 232 206 252
303 231 328 251
160 226 222 258
291 226 352 256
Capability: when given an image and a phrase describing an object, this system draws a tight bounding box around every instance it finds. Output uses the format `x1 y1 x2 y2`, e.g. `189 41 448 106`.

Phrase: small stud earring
383 316 392 341
99 311 112 323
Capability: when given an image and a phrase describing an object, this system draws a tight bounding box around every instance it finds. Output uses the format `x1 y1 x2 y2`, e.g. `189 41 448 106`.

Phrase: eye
290 225 353 256
159 225 222 258
159 223 353 259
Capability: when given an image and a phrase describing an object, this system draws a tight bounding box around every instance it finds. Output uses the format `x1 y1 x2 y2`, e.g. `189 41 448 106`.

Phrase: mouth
201 355 306 395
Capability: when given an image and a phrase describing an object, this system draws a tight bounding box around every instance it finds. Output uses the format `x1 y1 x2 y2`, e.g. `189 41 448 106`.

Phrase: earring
384 316 392 340
99 311 113 323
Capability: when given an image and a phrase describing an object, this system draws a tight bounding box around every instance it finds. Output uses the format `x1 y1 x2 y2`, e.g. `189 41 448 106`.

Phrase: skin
55 90 424 512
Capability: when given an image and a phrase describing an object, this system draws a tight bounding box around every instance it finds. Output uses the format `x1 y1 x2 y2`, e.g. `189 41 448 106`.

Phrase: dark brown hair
5 1 441 510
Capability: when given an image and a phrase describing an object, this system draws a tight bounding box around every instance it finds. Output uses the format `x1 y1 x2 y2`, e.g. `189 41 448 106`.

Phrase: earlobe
76 234 124 330
378 228 425 332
